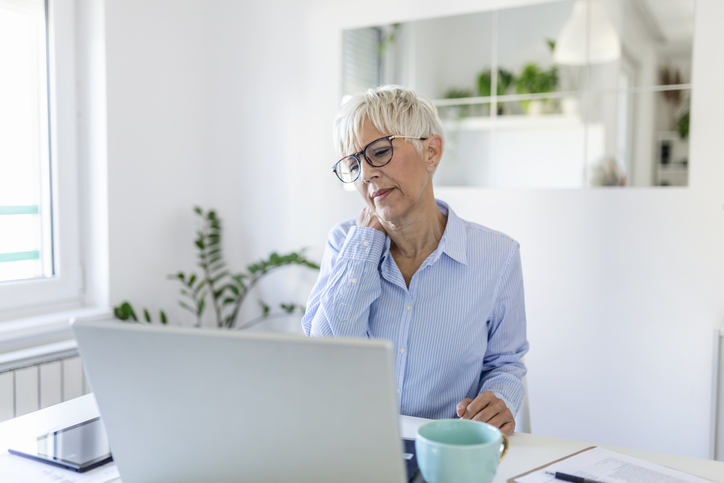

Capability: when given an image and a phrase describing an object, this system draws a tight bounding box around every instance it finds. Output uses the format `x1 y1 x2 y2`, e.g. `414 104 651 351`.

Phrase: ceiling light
554 0 621 65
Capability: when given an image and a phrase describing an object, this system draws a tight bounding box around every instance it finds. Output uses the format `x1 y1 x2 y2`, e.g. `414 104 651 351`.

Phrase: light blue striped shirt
302 200 528 419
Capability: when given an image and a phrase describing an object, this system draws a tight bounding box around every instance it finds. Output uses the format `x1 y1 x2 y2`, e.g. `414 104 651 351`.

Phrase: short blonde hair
334 85 445 158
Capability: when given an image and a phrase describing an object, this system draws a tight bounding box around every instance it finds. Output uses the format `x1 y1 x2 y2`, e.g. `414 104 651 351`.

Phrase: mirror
342 0 695 188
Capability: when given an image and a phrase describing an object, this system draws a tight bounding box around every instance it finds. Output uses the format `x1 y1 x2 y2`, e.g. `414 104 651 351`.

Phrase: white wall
105 0 317 329
104 0 724 458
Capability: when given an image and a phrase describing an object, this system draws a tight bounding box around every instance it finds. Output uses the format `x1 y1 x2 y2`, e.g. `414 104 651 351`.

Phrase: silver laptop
72 319 407 483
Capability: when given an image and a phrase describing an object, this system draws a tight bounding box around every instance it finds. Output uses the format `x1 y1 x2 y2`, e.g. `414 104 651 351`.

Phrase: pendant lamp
554 0 621 64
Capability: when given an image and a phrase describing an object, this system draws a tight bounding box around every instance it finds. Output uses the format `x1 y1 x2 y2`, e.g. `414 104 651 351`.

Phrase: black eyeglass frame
331 135 429 183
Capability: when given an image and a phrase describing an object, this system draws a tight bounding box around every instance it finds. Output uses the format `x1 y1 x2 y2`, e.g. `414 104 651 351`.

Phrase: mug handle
499 434 509 462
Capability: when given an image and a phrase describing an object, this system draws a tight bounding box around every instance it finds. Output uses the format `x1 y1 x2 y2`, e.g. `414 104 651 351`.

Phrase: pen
545 471 606 483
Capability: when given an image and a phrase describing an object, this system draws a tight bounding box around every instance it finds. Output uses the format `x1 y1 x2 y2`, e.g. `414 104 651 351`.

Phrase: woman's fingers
356 207 385 233
458 391 516 434
456 398 473 417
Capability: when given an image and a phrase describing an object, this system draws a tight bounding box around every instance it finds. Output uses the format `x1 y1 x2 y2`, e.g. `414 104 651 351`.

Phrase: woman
302 86 528 436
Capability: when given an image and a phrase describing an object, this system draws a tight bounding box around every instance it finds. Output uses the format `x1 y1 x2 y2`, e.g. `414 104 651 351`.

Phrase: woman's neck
382 198 447 261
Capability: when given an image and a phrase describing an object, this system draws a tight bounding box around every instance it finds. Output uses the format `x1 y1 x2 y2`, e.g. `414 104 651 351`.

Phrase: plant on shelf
677 110 690 140
442 86 475 119
476 68 515 98
515 63 559 114
113 207 320 330
659 66 690 142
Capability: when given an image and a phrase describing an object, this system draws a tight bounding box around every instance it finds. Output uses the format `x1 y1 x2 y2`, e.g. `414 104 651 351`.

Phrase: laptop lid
72 319 406 483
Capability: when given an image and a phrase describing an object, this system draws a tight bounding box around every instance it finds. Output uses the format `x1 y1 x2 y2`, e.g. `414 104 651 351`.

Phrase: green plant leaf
280 303 296 314
193 279 208 295
118 302 137 321
174 272 185 281
160 310 168 324
209 262 226 274
678 110 690 139
179 301 195 313
144 308 151 322
516 63 558 95
211 271 229 285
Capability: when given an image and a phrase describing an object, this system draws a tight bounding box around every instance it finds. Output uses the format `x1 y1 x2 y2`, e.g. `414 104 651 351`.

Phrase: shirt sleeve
479 242 529 416
302 224 387 338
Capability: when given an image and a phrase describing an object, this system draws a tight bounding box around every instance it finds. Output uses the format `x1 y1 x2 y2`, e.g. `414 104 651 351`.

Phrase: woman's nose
359 161 381 182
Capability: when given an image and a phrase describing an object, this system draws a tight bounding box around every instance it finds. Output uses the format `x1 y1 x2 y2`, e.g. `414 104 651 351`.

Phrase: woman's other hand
456 392 515 436
356 207 386 234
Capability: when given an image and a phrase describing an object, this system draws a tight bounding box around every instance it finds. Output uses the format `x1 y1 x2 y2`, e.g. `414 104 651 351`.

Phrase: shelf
442 113 584 131
657 167 688 174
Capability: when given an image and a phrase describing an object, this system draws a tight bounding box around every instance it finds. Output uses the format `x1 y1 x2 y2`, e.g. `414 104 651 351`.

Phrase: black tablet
8 417 113 473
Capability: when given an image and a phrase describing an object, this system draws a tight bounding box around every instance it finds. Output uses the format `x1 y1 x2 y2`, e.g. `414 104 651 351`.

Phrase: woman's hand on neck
356 206 387 235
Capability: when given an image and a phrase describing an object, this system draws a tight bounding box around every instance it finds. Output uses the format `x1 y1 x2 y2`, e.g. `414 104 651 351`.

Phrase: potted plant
114 207 319 330
477 68 515 98
477 68 515 115
515 63 559 114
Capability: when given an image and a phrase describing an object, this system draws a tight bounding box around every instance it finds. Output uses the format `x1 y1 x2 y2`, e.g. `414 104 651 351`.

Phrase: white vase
562 98 579 115
527 100 545 115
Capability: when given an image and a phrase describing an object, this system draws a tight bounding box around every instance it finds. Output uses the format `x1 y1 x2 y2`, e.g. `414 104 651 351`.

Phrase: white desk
2 395 723 482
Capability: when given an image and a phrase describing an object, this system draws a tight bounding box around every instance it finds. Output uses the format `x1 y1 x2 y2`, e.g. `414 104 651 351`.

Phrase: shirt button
351 278 357 284
363 240 370 247
396 387 401 394
399 347 406 354
405 304 411 311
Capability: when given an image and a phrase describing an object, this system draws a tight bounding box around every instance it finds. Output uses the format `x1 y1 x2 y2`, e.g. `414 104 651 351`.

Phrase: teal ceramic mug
415 419 509 483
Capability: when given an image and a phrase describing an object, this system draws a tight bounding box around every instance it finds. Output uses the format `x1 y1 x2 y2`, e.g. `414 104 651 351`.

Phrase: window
0 0 52 284
342 27 382 98
0 0 82 314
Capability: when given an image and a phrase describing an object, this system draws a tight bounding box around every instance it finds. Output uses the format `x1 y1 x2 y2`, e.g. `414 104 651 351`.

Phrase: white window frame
0 0 84 318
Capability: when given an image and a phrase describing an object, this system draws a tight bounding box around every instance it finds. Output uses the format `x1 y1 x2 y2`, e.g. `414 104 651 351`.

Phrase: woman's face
352 121 439 225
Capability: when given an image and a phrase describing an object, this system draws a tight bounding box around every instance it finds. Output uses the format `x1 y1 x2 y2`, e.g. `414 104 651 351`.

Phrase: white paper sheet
0 453 120 483
514 447 714 483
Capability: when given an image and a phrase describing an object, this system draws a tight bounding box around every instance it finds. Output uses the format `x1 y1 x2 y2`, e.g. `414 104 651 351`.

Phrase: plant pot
526 100 545 115
561 98 579 115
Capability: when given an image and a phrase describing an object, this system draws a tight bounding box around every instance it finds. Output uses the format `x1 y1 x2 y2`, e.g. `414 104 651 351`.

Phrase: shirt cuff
338 226 386 262
491 391 521 418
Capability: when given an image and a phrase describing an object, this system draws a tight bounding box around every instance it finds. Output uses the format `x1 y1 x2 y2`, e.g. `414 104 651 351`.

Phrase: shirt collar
379 199 469 274
433 199 468 266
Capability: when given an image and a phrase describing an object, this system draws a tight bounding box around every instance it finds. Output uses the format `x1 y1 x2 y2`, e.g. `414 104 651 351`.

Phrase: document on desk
0 454 120 483
512 446 715 483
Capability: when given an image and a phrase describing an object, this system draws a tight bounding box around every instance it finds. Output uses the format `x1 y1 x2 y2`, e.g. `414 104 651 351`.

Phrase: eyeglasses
331 135 428 183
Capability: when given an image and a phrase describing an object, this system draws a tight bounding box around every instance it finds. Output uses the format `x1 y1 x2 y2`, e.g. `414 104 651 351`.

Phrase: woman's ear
425 135 443 171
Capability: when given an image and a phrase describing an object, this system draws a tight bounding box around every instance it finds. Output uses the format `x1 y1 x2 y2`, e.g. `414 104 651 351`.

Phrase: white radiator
0 340 90 422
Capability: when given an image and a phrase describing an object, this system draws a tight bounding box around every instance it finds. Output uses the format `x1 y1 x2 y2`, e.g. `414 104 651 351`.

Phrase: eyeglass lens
364 138 393 167
335 138 394 183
